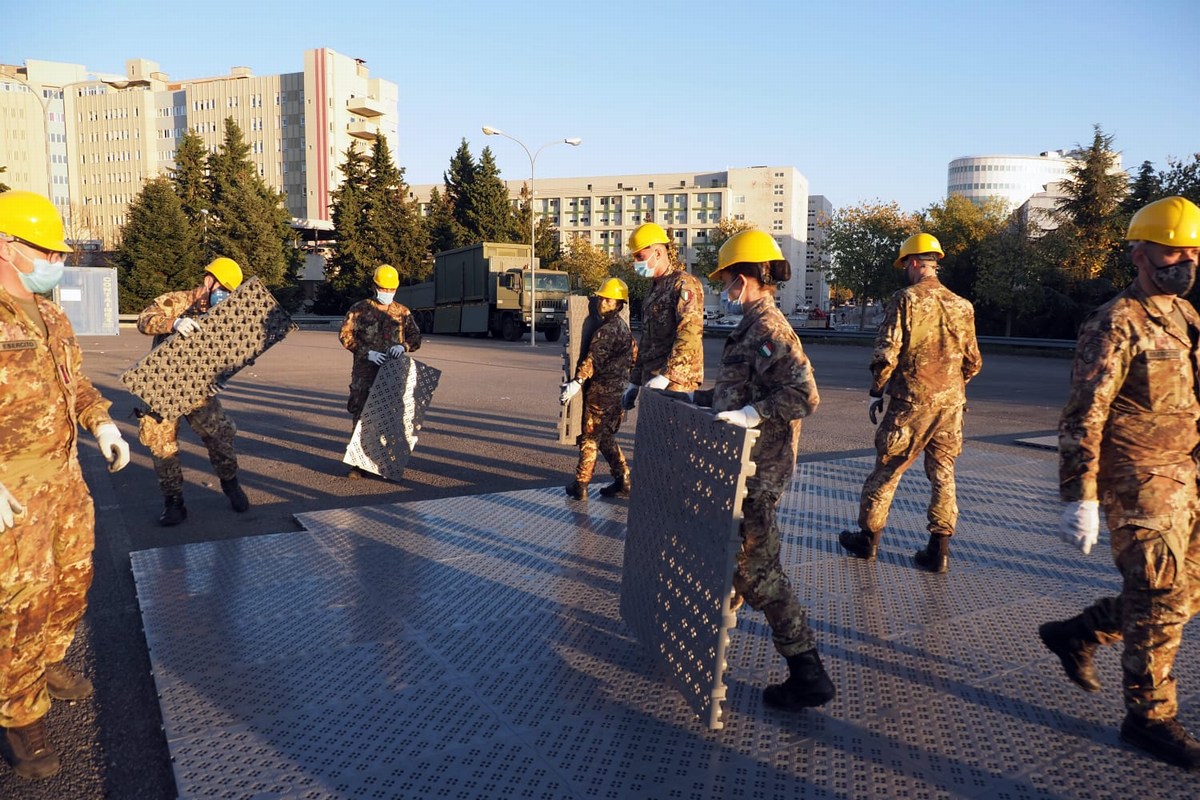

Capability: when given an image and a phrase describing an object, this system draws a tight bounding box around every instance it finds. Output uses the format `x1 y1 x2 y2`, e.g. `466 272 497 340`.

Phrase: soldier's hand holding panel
1058 500 1099 555
716 405 762 429
172 317 200 337
560 379 582 405
620 382 639 411
367 350 387 366
94 422 130 472
644 374 670 390
0 481 24 531
389 344 406 358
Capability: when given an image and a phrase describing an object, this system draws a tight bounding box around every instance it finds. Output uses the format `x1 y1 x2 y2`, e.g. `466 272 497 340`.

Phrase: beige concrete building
412 166 813 313
805 195 833 310
0 49 398 248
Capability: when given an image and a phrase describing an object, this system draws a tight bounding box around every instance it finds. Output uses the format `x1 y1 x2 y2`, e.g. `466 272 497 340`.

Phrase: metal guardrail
119 314 1075 350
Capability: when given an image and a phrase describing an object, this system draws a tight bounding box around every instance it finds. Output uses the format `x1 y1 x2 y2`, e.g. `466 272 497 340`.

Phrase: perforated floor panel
343 355 442 481
132 449 1200 799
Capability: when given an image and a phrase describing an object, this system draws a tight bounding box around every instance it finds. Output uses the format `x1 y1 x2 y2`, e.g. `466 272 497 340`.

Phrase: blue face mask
720 277 744 316
210 288 231 306
16 251 65 294
633 260 652 278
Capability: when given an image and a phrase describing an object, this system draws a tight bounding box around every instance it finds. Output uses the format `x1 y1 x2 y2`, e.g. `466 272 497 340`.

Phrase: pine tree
206 118 297 294
1122 160 1163 213
443 139 477 238
363 135 430 284
318 141 373 312
467 147 520 242
425 186 467 255
172 129 211 225
1050 125 1128 283
112 177 203 312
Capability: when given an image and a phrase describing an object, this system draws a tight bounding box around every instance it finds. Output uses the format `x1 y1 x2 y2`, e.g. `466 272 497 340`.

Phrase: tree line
820 125 1200 338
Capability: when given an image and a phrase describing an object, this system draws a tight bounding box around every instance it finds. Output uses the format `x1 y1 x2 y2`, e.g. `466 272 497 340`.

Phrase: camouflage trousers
1075 473 1200 721
574 389 628 485
0 458 94 728
736 487 815 657
347 362 381 421
139 396 238 497
858 400 963 538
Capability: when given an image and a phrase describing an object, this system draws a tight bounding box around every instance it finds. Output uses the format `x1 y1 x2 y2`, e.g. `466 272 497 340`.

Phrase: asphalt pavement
0 326 1070 798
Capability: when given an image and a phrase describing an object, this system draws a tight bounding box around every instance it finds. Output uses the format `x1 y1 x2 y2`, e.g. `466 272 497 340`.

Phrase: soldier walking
0 191 130 779
694 230 835 710
621 222 704 409
136 257 250 525
838 233 982 572
560 278 637 500
1040 196 1200 770
338 264 422 478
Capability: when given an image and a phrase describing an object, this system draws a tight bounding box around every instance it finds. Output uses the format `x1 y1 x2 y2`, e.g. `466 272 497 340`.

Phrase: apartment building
805 195 832 310
412 166 814 313
0 49 398 247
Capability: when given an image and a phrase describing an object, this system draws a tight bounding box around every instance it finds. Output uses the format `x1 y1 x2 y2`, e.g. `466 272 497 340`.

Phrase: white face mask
14 248 65 294
376 290 395 305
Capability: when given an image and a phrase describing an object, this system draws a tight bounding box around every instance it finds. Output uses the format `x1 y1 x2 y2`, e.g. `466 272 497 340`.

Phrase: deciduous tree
822 200 919 328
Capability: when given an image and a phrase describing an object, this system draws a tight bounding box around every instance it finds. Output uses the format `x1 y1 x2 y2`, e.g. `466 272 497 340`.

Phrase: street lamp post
482 126 581 347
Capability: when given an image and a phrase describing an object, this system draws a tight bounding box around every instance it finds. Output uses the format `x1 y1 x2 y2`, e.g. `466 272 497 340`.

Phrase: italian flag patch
758 340 775 358
681 289 691 303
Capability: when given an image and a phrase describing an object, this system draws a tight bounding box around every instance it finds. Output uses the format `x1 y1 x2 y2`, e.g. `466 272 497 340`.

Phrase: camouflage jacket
1 286 113 473
339 299 422 363
694 297 820 491
871 276 981 407
137 286 212 348
1059 281 1200 502
630 268 704 390
575 313 637 397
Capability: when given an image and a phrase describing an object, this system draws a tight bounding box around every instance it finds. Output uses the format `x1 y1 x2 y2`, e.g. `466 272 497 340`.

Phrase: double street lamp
482 126 581 347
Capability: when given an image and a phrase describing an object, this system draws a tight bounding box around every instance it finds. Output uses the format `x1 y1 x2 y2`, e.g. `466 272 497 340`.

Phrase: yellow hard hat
893 233 945 268
0 190 70 252
1126 196 1200 247
205 257 243 290
628 223 669 253
373 264 400 289
594 277 629 301
709 229 786 280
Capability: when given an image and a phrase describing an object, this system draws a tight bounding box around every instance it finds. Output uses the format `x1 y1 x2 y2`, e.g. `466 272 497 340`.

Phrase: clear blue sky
4 0 1197 212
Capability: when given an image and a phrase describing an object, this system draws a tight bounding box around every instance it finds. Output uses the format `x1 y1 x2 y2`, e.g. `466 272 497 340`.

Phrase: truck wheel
501 316 520 341
543 325 562 343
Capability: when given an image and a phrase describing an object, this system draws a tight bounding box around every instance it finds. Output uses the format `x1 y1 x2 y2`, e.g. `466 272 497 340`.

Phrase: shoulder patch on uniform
758 340 775 358
681 289 691 303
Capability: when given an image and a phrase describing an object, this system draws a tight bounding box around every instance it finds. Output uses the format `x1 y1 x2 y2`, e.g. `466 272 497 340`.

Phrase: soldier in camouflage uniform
621 222 704 410
692 230 834 710
137 257 249 526
838 233 982 573
1040 196 1200 770
338 265 422 478
0 191 130 779
560 278 637 500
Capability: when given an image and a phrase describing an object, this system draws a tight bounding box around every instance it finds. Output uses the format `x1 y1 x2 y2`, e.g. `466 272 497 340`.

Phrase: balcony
347 121 378 140
346 96 387 117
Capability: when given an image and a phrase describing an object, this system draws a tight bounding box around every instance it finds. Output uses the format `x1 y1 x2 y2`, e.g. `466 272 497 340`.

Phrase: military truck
396 242 570 342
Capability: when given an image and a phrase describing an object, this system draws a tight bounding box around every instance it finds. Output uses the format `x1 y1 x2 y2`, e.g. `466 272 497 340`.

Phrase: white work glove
1058 500 1100 555
0 481 24 532
94 422 130 472
173 317 201 337
560 379 582 405
645 374 670 390
367 350 387 366
620 382 639 411
716 405 762 429
389 344 406 358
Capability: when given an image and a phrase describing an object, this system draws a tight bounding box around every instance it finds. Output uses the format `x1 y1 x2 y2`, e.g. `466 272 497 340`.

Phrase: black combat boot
912 533 950 573
221 477 250 513
598 475 630 498
763 649 836 710
4 720 60 780
158 494 187 527
838 529 879 561
565 481 587 500
1037 616 1102 692
1120 715 1200 770
45 662 93 701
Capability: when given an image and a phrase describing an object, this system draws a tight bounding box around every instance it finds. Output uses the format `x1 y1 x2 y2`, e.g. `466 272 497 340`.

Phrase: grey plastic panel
131 451 1200 800
343 355 441 480
621 389 759 729
120 278 296 419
